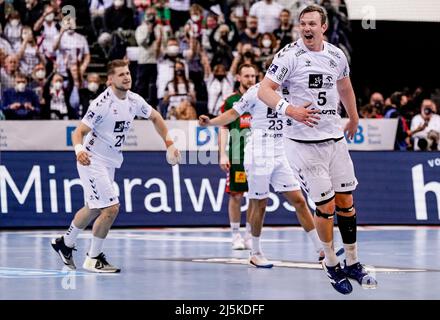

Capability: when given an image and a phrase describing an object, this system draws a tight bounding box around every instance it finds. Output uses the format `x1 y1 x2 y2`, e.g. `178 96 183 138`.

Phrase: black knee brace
315 208 335 220
336 207 357 244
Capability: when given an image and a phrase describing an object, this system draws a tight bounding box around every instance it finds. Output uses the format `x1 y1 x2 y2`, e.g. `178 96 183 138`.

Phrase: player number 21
115 135 125 147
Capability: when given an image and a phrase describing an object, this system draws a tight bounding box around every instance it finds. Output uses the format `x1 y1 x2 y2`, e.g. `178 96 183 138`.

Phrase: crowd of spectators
1 0 438 151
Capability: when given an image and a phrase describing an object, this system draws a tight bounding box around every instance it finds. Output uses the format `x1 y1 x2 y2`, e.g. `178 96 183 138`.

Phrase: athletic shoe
249 252 273 268
343 260 378 289
231 234 245 250
83 253 121 273
322 262 353 295
51 236 76 270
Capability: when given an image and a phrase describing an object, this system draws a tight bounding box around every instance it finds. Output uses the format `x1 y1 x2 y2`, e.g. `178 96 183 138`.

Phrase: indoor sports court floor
1 226 439 300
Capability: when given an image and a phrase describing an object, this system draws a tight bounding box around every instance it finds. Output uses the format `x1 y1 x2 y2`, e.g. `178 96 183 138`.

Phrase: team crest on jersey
329 59 338 68
268 64 278 75
114 121 126 132
308 74 323 88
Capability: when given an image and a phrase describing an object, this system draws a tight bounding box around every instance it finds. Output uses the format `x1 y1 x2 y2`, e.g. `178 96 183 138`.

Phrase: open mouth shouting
304 34 314 40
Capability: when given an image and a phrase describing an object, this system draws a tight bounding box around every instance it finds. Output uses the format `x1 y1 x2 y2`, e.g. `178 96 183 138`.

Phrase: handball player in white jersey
51 59 181 273
258 5 377 294
199 82 324 268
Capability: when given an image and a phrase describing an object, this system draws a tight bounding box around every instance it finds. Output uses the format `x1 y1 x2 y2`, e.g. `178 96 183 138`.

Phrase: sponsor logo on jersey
319 109 337 115
114 121 126 132
295 49 306 57
282 87 289 95
323 75 334 89
308 74 323 88
286 119 292 126
94 115 102 124
341 181 356 187
277 67 288 81
86 110 95 120
268 64 278 75
141 106 149 115
266 108 278 118
239 114 251 128
329 59 338 69
235 171 247 183
343 66 349 77
328 49 341 59
305 59 312 67
320 188 332 198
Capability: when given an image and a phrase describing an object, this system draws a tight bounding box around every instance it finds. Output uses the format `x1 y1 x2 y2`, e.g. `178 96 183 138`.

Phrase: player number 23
268 119 283 130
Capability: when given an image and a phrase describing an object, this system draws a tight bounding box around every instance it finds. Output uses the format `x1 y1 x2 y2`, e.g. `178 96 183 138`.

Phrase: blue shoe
322 262 353 295
343 260 378 289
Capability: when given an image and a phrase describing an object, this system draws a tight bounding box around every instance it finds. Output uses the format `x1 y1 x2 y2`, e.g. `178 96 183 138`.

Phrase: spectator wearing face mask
78 73 105 118
53 16 90 79
237 15 261 52
185 4 204 40
1 73 40 119
204 63 234 117
156 38 188 116
4 11 23 51
256 32 277 69
410 99 440 151
29 63 48 108
16 26 46 77
135 6 162 105
42 71 75 120
33 4 60 64
163 60 196 120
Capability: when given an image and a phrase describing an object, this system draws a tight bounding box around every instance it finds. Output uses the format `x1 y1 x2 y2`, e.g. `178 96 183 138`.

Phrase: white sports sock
64 222 82 248
322 240 339 267
245 223 251 238
307 228 323 253
88 236 105 258
251 236 262 255
344 243 358 266
230 222 240 236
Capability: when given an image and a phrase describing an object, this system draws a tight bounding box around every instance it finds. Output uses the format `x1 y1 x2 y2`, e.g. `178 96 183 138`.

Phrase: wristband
74 144 84 155
275 99 289 115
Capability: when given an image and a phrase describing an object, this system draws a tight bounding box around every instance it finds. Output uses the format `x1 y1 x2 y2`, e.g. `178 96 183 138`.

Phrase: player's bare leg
83 203 121 273
335 193 377 289
282 191 324 260
248 198 273 268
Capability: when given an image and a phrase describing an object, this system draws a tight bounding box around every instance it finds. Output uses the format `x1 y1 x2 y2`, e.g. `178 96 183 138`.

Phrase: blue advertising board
0 151 439 227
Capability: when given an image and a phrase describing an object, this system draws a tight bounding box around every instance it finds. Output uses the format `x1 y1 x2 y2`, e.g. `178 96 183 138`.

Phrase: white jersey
232 83 286 157
266 39 350 142
82 87 153 168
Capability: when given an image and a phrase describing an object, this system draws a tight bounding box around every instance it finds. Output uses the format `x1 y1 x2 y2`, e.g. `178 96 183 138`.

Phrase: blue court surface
1 226 439 300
